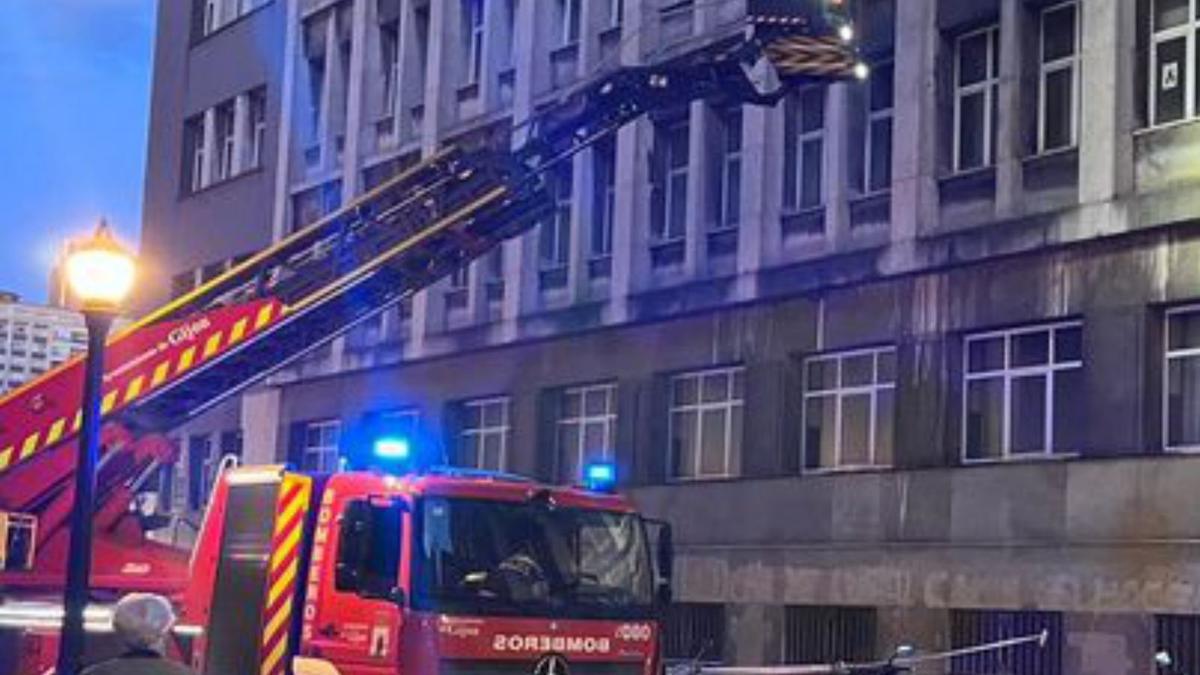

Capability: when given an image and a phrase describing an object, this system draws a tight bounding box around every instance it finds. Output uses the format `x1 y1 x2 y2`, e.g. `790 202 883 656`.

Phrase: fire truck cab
186 465 672 675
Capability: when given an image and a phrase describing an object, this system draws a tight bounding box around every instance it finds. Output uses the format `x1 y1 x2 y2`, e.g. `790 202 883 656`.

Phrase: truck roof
321 467 637 513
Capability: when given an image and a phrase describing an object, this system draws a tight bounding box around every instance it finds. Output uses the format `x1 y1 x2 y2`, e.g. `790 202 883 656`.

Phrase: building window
560 0 582 45
183 115 207 194
299 419 342 472
866 60 894 192
291 180 342 232
716 107 743 230
460 397 510 471
557 383 617 483
1039 3 1080 153
1157 615 1200 675
248 88 267 169
663 603 725 663
951 610 1063 675
540 165 572 286
463 0 485 85
1161 307 1200 450
609 0 624 28
446 266 469 311
784 606 877 664
785 87 826 210
591 138 616 260
803 347 896 471
303 13 329 143
669 367 744 480
214 101 236 181
380 19 400 116
202 0 220 36
1150 0 1200 125
954 25 999 172
652 120 690 243
963 322 1083 461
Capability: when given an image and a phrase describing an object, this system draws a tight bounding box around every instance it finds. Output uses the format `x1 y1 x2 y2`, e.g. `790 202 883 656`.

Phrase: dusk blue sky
0 0 155 304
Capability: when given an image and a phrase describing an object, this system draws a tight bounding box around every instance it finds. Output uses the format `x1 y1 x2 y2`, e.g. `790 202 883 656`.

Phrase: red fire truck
185 465 672 675
0 3 860 673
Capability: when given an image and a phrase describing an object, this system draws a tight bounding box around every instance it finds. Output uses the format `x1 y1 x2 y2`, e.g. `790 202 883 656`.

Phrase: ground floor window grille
950 610 1063 675
1157 614 1200 675
784 606 877 664
663 603 725 664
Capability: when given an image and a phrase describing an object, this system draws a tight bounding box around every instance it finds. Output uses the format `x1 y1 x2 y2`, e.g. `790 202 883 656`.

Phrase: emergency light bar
583 462 617 493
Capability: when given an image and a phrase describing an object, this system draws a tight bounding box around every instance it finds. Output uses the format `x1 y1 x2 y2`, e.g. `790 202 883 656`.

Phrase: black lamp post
56 219 135 675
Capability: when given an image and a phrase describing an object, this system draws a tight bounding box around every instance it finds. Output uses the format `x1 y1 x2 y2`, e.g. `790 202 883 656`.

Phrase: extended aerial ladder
0 0 860 600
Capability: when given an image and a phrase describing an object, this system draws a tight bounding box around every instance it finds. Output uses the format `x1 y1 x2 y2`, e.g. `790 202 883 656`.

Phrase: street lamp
56 219 136 675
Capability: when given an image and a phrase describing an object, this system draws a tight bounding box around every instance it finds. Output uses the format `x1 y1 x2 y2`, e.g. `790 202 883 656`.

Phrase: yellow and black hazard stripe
0 300 281 475
259 474 313 675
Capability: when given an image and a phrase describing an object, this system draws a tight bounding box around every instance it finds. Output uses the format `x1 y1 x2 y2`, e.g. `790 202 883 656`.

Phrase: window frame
301 419 342 473
802 346 897 473
460 396 511 471
1161 304 1200 452
952 24 1000 173
591 138 617 260
717 106 743 231
541 164 573 273
249 88 268 170
1149 0 1200 126
560 0 583 46
961 321 1084 463
667 366 745 482
787 86 827 211
464 0 486 85
1037 1 1081 154
655 120 691 243
864 59 894 194
557 382 618 482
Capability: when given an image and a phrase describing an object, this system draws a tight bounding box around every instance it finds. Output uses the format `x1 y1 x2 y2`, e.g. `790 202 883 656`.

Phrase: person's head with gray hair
111 593 176 654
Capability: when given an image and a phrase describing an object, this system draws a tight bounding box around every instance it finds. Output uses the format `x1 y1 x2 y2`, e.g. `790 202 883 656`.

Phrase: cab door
307 496 409 675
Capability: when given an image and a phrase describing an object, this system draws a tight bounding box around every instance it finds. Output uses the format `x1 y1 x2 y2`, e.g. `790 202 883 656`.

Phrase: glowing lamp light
854 62 870 81
583 461 617 492
838 23 854 43
66 220 136 312
374 437 412 460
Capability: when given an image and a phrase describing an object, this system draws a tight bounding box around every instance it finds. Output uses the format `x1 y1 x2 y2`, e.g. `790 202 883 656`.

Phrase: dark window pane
1012 331 1051 367
800 88 825 132
1054 326 1083 363
1042 67 1074 150
843 354 874 387
968 337 1005 373
1052 368 1084 452
1011 375 1047 454
800 139 823 207
1041 5 1076 62
674 376 699 405
869 62 894 111
840 394 871 465
701 373 730 403
958 31 991 86
876 389 895 466
805 396 836 469
966 378 1004 460
1168 356 1200 447
699 409 728 475
807 359 838 391
672 410 697 476
877 350 896 384
958 91 987 169
1155 0 1190 30
1169 311 1200 351
869 117 893 191
1155 37 1188 125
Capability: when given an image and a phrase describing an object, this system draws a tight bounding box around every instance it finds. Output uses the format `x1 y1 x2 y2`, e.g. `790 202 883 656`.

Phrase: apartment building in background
0 292 88 393
139 1 1200 673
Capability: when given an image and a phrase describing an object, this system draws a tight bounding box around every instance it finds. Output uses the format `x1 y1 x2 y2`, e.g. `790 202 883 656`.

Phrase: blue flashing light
374 437 412 461
583 461 617 492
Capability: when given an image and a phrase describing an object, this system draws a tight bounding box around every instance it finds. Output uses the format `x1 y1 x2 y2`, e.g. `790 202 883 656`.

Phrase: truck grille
441 661 642 675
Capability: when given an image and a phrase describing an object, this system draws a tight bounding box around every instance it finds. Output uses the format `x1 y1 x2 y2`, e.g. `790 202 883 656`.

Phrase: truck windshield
412 496 655 619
